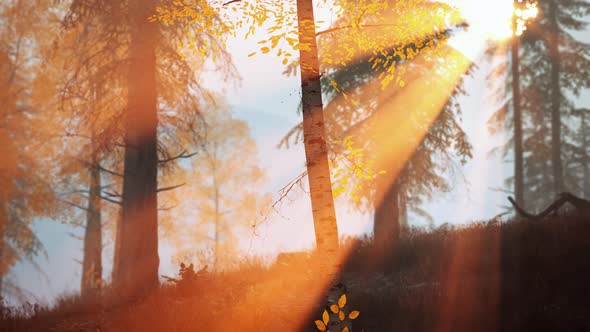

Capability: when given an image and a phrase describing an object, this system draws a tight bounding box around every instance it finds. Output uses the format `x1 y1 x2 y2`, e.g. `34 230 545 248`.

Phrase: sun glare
448 0 538 60
452 0 538 40
452 0 514 40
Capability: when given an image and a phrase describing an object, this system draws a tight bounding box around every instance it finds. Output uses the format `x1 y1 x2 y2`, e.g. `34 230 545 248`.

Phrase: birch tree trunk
114 0 160 299
296 0 340 266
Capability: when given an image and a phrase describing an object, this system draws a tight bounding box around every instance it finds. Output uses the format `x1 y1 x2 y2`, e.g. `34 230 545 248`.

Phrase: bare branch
273 171 307 210
158 204 178 211
489 187 513 195
103 190 121 197
158 150 198 164
59 189 90 196
68 232 84 241
316 23 400 37
156 183 186 193
61 199 90 212
508 192 590 220
97 163 124 178
223 0 240 5
99 195 122 205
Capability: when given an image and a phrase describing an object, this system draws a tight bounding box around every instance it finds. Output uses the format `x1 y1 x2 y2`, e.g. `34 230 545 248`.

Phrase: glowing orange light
514 1 538 36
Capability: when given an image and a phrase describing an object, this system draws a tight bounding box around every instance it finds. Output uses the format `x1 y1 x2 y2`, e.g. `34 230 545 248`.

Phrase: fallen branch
508 192 590 220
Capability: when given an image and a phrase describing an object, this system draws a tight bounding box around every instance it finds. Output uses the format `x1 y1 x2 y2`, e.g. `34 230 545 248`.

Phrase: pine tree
487 0 590 211
58 0 235 300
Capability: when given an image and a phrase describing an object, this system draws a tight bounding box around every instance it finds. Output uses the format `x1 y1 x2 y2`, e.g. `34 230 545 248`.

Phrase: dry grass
3 212 590 331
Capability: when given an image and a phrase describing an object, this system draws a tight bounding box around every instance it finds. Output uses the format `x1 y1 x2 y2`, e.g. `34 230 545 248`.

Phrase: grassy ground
2 212 590 331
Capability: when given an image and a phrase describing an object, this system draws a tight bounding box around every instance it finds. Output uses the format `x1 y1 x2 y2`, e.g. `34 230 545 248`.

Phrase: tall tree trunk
0 231 4 301
399 189 408 234
81 154 102 297
112 209 122 281
581 113 589 199
214 185 219 272
373 179 400 253
548 0 563 194
296 0 340 266
114 0 159 299
511 27 524 207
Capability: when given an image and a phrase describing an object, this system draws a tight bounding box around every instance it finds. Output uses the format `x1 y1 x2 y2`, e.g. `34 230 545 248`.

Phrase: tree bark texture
296 0 340 262
81 156 102 297
114 0 160 299
582 113 590 199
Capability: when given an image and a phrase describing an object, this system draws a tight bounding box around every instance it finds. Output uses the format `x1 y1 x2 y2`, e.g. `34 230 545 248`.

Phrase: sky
6 0 590 306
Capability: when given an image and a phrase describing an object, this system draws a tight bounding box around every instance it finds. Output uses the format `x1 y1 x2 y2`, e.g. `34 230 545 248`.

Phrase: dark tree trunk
0 232 4 301
112 209 122 281
399 189 408 234
296 0 340 269
373 179 400 254
114 0 159 299
580 113 589 199
511 33 524 207
548 0 563 194
81 156 102 297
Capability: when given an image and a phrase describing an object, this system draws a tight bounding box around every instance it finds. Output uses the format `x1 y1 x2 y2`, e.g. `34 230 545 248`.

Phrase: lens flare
514 1 539 36
450 0 538 41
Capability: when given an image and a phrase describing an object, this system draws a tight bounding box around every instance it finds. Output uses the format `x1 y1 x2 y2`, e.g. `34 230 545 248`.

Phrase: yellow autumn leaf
322 309 330 324
338 294 347 308
260 47 270 54
339 311 345 321
348 310 360 320
247 52 256 57
330 304 339 313
314 320 326 331
282 58 288 65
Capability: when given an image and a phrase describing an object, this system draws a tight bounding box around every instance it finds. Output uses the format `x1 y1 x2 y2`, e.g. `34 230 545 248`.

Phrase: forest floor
2 212 590 332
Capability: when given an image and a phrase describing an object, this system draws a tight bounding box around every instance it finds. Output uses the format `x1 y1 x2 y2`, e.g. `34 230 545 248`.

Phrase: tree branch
316 23 400 37
61 199 90 212
158 204 178 211
156 183 186 193
68 232 84 241
103 190 121 197
97 163 124 178
99 195 122 205
508 192 590 220
223 0 240 6
158 150 198 164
